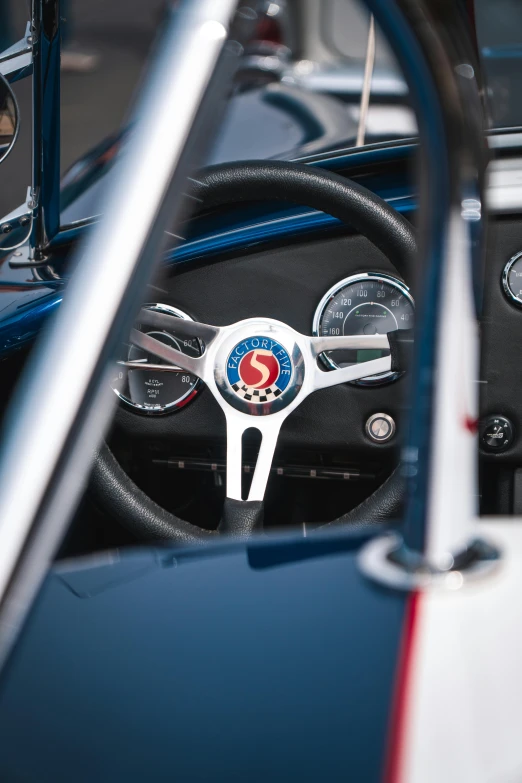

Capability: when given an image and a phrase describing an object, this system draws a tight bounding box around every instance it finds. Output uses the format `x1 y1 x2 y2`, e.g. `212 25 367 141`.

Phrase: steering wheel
91 161 416 544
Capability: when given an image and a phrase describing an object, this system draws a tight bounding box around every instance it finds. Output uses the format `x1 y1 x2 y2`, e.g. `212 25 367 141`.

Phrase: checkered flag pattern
231 383 283 403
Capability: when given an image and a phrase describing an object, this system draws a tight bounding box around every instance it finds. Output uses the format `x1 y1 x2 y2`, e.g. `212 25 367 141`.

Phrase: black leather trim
219 499 264 537
91 445 213 544
192 161 416 282
316 467 405 532
91 162 416 540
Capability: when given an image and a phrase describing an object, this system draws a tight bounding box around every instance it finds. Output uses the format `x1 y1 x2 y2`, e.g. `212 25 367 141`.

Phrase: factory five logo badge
226 337 292 403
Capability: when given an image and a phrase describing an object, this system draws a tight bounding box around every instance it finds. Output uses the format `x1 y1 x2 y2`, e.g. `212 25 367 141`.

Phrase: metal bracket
6 243 50 269
0 23 33 83
0 187 34 255
358 532 501 591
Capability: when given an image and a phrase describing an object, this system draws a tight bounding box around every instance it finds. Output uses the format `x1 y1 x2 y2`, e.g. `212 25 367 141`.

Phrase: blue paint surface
167 194 415 269
0 532 407 782
0 292 62 355
482 44 522 60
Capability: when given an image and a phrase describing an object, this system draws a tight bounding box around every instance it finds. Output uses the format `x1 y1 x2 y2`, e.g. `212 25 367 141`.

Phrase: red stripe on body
385 591 422 783
463 415 478 434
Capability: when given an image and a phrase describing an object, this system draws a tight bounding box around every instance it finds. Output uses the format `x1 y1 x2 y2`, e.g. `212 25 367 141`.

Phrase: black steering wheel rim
90 160 416 544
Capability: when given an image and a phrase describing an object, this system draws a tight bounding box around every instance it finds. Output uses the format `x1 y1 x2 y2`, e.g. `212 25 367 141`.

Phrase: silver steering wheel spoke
137 307 220 345
225 412 285 502
312 355 392 390
129 316 222 382
309 333 390 357
308 333 392 391
130 328 206 378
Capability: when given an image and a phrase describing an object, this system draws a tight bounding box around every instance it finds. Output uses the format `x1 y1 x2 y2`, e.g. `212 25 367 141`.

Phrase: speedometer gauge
312 273 414 386
111 304 201 414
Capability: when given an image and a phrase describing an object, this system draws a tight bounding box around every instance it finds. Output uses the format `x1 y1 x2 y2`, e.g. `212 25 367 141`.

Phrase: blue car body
0 529 409 782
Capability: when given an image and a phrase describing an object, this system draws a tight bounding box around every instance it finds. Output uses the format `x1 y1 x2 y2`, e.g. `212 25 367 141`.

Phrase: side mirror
0 72 18 165
0 74 32 254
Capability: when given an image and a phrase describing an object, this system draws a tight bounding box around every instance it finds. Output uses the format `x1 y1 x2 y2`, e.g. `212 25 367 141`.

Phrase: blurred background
0 0 521 220
0 0 415 219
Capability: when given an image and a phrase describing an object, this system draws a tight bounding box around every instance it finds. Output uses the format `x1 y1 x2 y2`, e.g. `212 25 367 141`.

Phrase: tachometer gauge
111 304 201 414
312 273 414 386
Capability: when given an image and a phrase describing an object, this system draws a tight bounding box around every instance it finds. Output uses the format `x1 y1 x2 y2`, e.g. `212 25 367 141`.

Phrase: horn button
214 322 305 415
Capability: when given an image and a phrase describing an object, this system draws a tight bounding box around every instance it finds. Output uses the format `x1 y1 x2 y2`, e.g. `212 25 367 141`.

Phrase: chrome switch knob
365 413 396 443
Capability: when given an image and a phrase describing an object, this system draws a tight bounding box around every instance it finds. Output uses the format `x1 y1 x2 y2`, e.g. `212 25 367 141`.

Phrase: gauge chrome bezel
502 251 522 308
112 303 202 415
312 272 414 386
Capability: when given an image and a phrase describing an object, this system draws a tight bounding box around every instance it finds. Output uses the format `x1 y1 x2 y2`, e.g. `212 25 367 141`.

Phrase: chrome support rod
358 0 488 585
355 14 375 148
0 0 253 667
